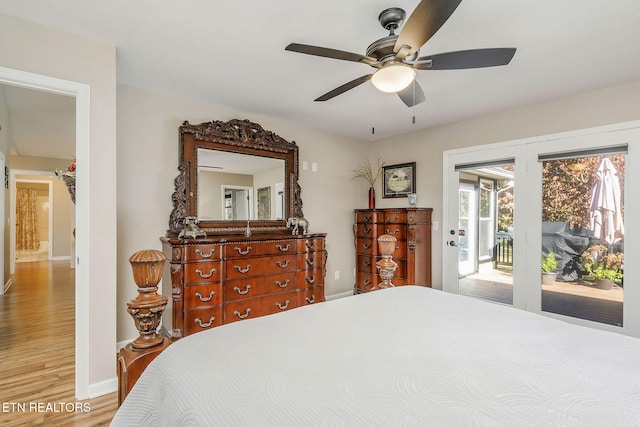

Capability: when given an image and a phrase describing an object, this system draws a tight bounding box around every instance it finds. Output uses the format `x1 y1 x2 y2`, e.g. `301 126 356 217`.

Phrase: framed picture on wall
382 162 416 198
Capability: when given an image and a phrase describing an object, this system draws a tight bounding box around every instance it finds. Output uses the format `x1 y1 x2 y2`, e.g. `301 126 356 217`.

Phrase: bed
112 286 640 426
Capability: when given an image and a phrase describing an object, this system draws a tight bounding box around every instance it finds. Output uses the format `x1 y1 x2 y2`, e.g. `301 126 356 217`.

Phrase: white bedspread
112 286 640 426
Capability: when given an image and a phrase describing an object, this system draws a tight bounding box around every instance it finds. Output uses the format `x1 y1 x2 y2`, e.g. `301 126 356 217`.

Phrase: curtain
16 188 40 251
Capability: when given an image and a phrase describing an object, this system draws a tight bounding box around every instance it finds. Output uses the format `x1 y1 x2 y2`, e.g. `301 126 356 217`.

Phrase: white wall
372 79 640 289
116 84 370 341
0 12 116 397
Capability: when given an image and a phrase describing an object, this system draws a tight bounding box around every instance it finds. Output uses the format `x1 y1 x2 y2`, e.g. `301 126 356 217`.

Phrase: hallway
0 261 117 425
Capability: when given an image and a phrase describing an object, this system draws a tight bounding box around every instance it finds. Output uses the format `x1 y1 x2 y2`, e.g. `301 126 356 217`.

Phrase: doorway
15 179 53 263
0 68 91 398
454 163 515 305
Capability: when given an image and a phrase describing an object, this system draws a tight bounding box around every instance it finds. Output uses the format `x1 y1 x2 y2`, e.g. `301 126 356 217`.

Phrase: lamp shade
371 64 416 93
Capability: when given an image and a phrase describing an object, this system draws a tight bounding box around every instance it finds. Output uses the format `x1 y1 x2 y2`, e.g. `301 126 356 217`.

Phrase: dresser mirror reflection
197 149 285 221
168 119 304 235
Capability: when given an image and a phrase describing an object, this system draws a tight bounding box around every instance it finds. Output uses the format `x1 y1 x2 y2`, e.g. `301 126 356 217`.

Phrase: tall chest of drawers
354 208 432 293
162 234 326 338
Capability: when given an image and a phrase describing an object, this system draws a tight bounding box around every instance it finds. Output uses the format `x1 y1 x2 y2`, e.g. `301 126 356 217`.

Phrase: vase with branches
352 156 385 209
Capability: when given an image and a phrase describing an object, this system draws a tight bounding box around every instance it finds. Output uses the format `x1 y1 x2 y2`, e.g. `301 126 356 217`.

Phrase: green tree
542 155 624 228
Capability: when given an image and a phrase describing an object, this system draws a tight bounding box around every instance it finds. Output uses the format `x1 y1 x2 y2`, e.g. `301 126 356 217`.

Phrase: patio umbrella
589 157 624 244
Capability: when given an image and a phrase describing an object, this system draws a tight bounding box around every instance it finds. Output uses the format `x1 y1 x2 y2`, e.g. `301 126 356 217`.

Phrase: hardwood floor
0 260 117 426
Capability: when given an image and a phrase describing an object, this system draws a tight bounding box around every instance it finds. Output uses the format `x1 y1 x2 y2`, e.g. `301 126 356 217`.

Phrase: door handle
448 240 458 247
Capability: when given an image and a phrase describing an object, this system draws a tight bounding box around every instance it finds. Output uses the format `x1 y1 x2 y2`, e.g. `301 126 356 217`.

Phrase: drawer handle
386 215 400 223
363 279 372 286
195 248 216 258
194 316 215 328
363 243 372 250
306 276 315 284
234 246 251 255
234 264 251 274
195 268 216 279
306 295 316 304
409 214 415 222
234 308 251 319
306 241 316 249
276 244 290 252
195 291 215 302
306 258 315 266
363 215 372 222
363 226 371 234
233 285 251 295
385 228 399 235
275 300 290 310
363 261 371 267
275 279 290 288
276 260 290 268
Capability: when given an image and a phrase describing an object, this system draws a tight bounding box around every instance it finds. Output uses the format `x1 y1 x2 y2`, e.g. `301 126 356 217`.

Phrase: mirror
169 119 303 235
197 149 285 221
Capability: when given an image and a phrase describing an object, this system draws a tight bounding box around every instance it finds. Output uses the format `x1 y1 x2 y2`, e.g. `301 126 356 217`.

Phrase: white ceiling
1 0 640 159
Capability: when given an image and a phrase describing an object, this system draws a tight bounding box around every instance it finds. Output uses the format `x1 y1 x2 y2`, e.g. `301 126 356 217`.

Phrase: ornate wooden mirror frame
168 119 303 236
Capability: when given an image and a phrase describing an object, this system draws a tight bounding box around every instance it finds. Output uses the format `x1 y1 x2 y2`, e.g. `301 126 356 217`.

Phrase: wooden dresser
162 233 326 338
354 208 432 293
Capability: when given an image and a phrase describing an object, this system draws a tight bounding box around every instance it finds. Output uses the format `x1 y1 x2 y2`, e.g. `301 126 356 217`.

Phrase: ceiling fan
285 0 516 107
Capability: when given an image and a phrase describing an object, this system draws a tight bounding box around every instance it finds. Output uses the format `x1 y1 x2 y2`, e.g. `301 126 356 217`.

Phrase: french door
444 145 523 308
443 123 640 337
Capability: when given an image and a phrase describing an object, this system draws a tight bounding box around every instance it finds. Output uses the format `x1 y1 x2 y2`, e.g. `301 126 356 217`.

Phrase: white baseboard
51 256 71 261
325 290 353 301
4 278 12 294
87 377 117 399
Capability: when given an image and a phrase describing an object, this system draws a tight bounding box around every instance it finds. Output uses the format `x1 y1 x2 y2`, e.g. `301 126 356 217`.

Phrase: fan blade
397 80 426 107
394 0 463 59
315 75 373 102
286 43 378 66
414 48 516 70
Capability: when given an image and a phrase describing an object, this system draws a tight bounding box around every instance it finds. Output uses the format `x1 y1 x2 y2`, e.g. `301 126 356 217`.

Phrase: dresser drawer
296 250 325 271
356 255 376 273
391 242 407 260
296 268 324 289
225 254 297 279
224 292 296 323
355 272 406 292
383 212 407 224
407 209 431 224
297 287 324 306
225 240 296 259
382 224 406 240
296 237 325 252
356 238 377 256
184 261 222 284
183 307 223 335
184 283 222 307
224 273 296 301
355 223 384 239
184 245 222 261
355 211 383 224
355 271 379 292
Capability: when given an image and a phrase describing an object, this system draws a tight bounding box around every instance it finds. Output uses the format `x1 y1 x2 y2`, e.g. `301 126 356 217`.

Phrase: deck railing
494 231 513 268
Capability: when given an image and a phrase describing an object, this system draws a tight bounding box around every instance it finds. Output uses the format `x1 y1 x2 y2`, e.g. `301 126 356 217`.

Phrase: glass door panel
540 154 625 326
458 182 476 277
456 165 515 305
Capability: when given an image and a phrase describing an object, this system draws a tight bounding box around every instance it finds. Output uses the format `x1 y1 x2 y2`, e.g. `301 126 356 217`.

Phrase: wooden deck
0 260 118 426
459 267 623 327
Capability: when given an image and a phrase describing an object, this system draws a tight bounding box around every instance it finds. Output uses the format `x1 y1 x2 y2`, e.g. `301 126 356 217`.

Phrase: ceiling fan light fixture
371 63 416 93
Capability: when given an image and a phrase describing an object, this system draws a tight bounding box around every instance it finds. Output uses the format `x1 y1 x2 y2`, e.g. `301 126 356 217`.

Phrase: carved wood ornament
169 119 304 236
